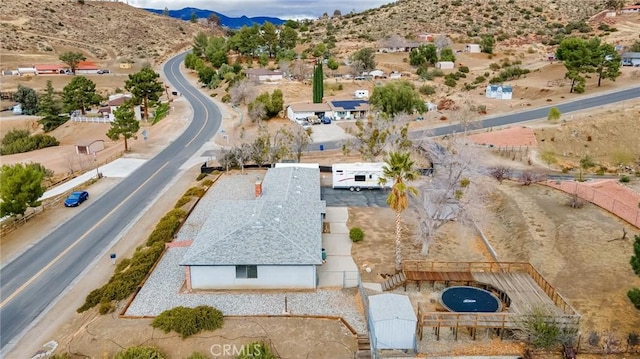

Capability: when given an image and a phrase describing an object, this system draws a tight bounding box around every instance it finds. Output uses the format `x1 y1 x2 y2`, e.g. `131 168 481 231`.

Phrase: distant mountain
145 7 286 29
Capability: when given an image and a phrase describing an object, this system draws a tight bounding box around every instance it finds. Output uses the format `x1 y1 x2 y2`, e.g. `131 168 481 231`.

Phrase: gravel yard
125 247 367 333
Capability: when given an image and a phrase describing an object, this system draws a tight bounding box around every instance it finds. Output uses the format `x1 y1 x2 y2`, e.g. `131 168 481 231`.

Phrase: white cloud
126 0 392 19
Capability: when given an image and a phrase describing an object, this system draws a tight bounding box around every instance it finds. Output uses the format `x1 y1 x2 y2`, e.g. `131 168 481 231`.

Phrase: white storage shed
435 61 455 70
368 293 417 352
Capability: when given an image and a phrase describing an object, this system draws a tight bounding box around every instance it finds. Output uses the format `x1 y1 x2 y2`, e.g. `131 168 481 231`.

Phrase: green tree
630 40 640 52
125 67 164 121
409 44 438 67
312 60 324 103
162 7 169 16
439 48 456 62
278 26 299 51
229 24 261 57
605 0 626 11
192 31 209 58
260 22 279 57
587 38 621 87
578 154 596 181
547 106 561 122
205 36 228 67
351 48 376 72
0 163 49 216
59 51 86 74
556 37 594 93
62 76 100 114
38 80 65 131
14 84 38 115
114 346 166 359
190 11 197 23
106 101 139 152
378 152 419 272
480 34 495 54
540 150 558 170
369 81 426 116
327 57 339 70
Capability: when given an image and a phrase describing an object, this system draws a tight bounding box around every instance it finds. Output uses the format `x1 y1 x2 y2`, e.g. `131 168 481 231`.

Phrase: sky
126 0 393 19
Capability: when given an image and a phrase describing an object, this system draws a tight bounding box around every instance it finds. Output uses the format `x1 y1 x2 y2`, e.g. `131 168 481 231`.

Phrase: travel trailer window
355 175 366 182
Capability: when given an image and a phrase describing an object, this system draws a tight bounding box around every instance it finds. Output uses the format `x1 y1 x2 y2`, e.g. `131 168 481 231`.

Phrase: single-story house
465 44 481 53
368 293 417 352
98 94 142 121
486 84 513 100
329 99 369 120
435 61 455 70
369 70 386 78
35 64 66 75
180 165 326 290
17 67 37 76
417 33 434 42
75 140 105 155
621 5 640 13
75 61 100 74
287 102 332 121
622 52 640 66
245 68 284 82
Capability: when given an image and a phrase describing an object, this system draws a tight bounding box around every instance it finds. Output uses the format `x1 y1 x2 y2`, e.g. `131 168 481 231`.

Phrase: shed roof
369 293 417 322
180 166 325 266
622 52 640 59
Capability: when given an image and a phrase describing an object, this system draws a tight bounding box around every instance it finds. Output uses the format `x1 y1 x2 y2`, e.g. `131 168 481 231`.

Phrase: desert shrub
115 257 131 272
221 94 231 103
236 342 277 358
98 300 115 314
444 78 457 87
458 66 469 73
185 186 206 197
50 354 71 359
350 227 365 242
489 62 501 71
186 353 207 359
620 175 631 183
1 129 60 155
196 173 208 181
474 75 486 84
628 288 640 309
419 84 436 95
174 195 192 209
202 179 214 186
114 346 166 359
151 306 224 338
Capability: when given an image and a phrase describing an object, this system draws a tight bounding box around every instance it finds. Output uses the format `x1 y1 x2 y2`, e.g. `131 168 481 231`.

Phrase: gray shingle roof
368 293 417 322
181 167 325 266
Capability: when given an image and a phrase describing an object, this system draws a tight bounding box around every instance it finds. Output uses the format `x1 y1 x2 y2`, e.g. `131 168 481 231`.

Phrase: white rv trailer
332 162 389 191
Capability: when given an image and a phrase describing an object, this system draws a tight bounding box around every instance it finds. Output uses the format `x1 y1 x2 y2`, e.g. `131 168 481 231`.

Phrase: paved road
0 53 222 351
307 86 640 150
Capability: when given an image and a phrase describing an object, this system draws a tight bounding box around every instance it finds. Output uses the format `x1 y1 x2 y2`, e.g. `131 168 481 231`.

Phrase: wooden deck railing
404 261 580 317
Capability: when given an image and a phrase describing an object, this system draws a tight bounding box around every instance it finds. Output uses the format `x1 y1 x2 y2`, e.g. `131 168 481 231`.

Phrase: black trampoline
440 286 502 313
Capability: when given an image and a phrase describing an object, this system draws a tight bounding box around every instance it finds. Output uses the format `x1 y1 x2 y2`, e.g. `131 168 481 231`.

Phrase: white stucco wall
189 265 317 289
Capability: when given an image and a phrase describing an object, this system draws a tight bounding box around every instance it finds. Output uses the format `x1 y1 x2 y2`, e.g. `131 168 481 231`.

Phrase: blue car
322 117 332 124
64 191 89 207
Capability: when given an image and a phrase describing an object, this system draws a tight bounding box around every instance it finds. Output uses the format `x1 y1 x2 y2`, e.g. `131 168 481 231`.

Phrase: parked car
322 117 332 124
64 191 89 207
97 69 110 74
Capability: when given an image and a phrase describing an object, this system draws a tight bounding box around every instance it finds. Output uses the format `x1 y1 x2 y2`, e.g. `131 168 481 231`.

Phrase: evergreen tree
312 61 323 103
38 80 65 132
106 100 139 152
0 163 49 216
14 85 38 115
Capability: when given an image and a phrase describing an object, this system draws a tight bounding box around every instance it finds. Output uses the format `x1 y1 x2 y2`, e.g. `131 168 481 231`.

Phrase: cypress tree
312 60 324 103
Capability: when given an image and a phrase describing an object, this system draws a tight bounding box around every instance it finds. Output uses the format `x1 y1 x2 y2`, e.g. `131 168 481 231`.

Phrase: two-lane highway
0 52 222 351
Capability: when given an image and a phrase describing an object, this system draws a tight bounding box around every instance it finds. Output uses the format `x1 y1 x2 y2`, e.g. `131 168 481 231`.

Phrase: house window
236 265 258 279
354 175 366 182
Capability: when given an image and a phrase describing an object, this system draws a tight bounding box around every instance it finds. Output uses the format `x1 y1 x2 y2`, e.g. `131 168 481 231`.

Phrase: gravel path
125 247 367 333
176 173 262 241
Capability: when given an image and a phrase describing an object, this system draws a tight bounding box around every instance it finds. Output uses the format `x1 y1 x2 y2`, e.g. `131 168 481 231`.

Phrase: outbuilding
75 140 105 155
368 293 417 352
435 61 455 70
465 43 481 53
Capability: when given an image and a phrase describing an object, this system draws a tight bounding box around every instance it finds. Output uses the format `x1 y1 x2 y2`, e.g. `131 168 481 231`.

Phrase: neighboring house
286 102 332 121
465 44 481 53
425 102 438 112
329 99 369 120
369 70 386 78
486 84 513 100
435 61 455 70
417 33 434 42
75 61 100 74
17 66 37 76
98 94 142 121
245 68 284 82
35 64 66 75
75 140 105 155
180 165 326 290
621 5 640 13
621 52 640 66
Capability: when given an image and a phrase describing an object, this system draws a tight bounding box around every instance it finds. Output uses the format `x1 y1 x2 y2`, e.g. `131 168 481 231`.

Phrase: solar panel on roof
330 100 368 110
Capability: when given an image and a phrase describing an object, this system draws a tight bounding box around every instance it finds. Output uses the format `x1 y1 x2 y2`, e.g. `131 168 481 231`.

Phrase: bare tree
342 113 413 161
230 79 257 105
250 124 271 167
408 137 485 255
489 166 512 184
289 125 313 162
452 95 480 137
278 60 291 75
519 170 545 186
349 59 366 76
382 34 407 50
248 101 266 123
232 142 253 174
218 147 237 171
434 34 453 52
64 151 78 174
269 127 292 163
290 60 312 81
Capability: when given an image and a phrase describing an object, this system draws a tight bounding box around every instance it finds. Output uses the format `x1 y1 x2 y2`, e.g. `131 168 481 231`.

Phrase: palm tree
379 152 419 272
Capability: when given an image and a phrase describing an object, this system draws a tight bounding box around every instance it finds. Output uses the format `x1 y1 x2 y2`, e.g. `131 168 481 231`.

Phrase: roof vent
274 217 280 222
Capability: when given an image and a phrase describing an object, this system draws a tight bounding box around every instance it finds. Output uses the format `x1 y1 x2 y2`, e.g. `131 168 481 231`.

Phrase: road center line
0 162 170 309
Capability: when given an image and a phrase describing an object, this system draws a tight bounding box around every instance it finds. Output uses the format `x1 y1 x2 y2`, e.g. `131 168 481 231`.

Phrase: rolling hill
145 7 286 28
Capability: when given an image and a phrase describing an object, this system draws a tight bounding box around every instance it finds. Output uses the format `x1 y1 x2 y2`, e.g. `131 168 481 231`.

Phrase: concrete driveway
317 207 359 288
309 122 352 143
